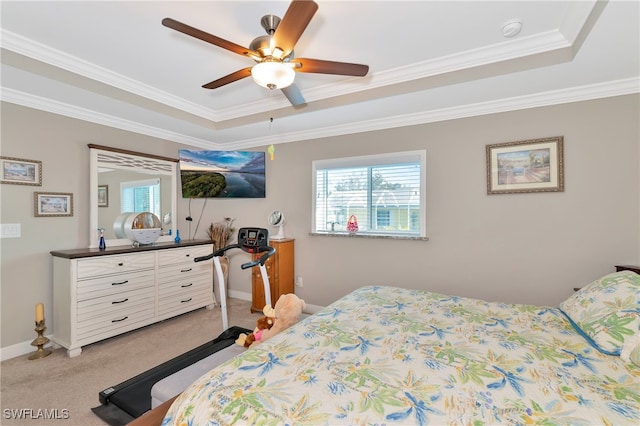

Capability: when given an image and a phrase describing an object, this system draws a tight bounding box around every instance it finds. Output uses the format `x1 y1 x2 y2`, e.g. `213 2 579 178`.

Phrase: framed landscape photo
34 192 73 217
98 185 109 207
0 156 42 186
486 136 564 195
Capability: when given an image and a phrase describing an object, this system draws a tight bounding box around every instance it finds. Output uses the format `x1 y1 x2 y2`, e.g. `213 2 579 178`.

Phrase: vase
213 255 230 304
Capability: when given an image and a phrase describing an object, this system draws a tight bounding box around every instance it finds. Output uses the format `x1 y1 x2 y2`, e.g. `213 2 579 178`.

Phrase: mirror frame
268 210 284 226
89 144 178 248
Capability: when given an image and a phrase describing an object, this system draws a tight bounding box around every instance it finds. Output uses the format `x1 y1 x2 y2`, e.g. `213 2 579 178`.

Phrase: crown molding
3 77 637 150
0 29 218 121
0 22 580 124
207 77 640 150
0 87 215 148
3 77 637 151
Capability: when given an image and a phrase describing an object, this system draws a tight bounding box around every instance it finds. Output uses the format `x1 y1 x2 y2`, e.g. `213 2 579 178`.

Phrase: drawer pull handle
181 298 193 303
180 268 192 273
112 316 128 323
111 280 129 286
118 263 124 266
112 298 129 304
181 283 193 288
185 254 190 257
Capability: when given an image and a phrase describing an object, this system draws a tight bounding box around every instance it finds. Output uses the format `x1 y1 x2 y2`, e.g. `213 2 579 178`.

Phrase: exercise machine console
194 227 275 330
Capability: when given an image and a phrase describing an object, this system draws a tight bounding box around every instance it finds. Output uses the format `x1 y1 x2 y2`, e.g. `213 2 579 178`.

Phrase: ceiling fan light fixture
251 61 295 89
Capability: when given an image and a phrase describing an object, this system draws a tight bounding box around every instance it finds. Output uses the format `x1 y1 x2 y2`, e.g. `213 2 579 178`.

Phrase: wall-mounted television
179 150 265 198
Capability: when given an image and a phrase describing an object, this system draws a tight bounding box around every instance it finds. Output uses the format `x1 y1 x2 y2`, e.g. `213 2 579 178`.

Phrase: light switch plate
1 223 21 238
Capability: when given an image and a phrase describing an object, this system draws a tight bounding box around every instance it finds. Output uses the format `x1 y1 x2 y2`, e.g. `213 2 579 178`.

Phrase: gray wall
1 95 638 353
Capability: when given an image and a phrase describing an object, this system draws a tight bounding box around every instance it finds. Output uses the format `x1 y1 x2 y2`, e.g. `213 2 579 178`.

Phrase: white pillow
559 271 640 355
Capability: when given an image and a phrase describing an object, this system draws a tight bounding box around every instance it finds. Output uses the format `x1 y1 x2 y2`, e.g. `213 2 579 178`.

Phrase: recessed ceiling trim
3 77 636 151
0 29 219 121
223 76 639 150
0 87 215 148
1 26 575 125
559 0 604 42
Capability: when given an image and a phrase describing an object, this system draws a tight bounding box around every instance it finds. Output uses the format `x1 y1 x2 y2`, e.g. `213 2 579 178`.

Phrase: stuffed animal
250 293 305 347
235 314 274 347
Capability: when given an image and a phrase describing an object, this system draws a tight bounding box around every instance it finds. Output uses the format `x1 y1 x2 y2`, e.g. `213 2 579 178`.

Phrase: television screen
179 150 265 198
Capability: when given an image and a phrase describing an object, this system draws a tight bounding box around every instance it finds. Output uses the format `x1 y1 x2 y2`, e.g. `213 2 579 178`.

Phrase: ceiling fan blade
272 0 319 57
202 67 253 89
162 18 258 59
293 58 369 76
281 84 306 106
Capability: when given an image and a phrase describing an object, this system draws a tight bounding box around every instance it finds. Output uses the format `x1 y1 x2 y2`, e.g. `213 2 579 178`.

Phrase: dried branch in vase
207 217 236 250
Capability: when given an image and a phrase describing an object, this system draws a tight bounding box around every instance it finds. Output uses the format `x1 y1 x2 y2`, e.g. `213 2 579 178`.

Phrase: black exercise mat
92 325 250 425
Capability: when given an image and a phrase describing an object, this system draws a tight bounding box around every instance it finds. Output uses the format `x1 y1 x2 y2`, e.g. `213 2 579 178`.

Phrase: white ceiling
1 1 638 150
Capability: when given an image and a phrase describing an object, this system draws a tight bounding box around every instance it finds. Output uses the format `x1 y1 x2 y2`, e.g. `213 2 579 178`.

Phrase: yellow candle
35 303 44 322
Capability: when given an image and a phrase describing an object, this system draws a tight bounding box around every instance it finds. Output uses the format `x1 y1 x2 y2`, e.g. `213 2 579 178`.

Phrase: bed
160 270 639 425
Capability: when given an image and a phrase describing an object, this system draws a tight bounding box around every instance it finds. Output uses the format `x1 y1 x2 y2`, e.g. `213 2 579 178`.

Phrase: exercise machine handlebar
193 244 275 269
240 246 275 269
192 227 275 331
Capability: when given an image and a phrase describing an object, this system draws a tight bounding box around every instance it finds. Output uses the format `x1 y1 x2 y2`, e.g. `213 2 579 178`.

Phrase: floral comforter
163 285 639 425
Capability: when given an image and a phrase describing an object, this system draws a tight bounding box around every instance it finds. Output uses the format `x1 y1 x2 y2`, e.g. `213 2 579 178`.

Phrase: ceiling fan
162 0 369 106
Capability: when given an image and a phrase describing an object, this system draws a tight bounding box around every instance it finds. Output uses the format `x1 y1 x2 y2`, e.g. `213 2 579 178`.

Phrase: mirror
268 210 286 240
89 144 178 248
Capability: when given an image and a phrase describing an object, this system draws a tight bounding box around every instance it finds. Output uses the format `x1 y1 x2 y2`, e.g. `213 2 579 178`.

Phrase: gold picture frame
98 185 109 207
486 136 564 195
34 192 74 217
1 156 42 186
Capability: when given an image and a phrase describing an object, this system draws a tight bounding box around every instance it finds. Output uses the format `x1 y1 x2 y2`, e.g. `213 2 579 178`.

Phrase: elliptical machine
195 227 275 330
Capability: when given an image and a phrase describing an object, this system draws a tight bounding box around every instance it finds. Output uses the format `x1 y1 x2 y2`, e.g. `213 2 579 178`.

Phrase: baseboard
227 290 324 314
1 334 55 361
227 289 251 300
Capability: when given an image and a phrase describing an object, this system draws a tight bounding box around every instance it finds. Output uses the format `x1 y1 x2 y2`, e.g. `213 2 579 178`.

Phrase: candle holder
28 319 52 360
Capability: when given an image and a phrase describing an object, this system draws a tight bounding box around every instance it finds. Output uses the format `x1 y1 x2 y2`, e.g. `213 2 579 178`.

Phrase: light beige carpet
1 298 261 425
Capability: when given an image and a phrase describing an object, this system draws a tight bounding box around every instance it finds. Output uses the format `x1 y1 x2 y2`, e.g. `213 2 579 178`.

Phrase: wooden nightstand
251 238 295 313
615 265 640 274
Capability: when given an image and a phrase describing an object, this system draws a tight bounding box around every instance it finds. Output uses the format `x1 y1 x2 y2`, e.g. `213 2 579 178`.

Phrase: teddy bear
235 313 274 347
249 293 306 347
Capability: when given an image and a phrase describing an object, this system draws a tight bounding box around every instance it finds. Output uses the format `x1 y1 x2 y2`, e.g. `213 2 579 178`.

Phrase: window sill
309 232 429 241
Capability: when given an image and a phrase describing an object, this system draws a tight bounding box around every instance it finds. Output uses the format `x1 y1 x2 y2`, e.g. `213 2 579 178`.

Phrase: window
312 150 426 237
121 178 161 217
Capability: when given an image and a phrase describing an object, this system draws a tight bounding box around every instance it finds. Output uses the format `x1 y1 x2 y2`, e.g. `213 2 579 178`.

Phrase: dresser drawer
77 252 155 279
157 261 212 284
157 286 213 317
76 269 155 301
157 245 212 266
77 305 155 342
77 286 155 322
158 274 211 298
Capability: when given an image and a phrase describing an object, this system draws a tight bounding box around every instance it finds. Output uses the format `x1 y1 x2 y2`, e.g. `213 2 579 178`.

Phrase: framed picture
486 136 564 195
0 156 42 186
34 192 74 217
98 185 109 207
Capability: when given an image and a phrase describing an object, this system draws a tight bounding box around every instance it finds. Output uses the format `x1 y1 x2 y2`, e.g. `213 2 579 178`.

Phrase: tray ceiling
1 1 638 150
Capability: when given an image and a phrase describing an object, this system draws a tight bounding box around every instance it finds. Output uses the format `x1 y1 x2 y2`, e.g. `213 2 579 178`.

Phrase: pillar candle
35 303 44 322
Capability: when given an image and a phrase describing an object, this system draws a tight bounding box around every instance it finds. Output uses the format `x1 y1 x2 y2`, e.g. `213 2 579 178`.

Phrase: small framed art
1 156 42 186
98 185 109 207
34 192 74 217
486 136 564 195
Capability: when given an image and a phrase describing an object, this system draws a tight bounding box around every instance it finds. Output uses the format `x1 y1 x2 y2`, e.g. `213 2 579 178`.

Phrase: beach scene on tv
179 150 266 198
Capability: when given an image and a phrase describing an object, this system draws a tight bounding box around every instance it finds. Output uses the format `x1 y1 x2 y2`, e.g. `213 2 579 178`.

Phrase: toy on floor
235 313 274 347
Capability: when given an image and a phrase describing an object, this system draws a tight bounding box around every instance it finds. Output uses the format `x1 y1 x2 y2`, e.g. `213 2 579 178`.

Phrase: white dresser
51 241 215 357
